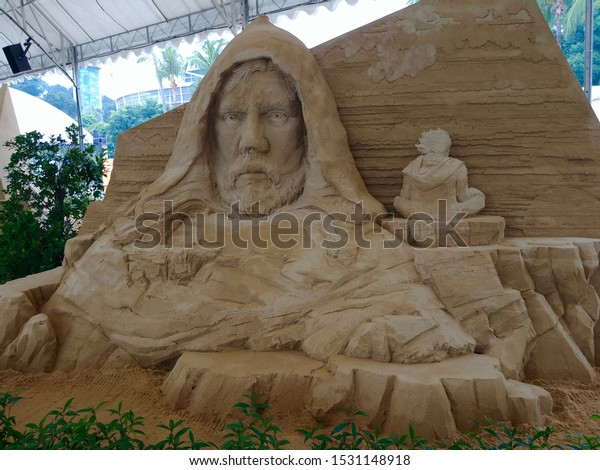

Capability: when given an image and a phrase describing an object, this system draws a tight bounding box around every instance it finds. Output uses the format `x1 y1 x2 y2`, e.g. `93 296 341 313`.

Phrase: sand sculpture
394 129 485 219
390 128 502 248
1 1 599 438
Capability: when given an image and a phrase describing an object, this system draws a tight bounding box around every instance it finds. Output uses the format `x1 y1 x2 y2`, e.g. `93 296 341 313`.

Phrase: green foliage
535 1 600 85
0 395 146 449
563 0 591 40
561 1 600 85
10 81 77 119
139 46 187 110
104 100 163 158
102 95 117 122
157 46 187 94
0 392 22 445
565 42 600 85
188 39 228 76
11 78 114 126
82 113 108 136
297 409 432 450
566 414 600 449
10 77 46 97
44 84 78 119
152 418 213 450
567 432 600 449
445 419 560 450
187 39 228 92
221 393 289 449
1 391 599 450
0 125 104 283
0 393 283 450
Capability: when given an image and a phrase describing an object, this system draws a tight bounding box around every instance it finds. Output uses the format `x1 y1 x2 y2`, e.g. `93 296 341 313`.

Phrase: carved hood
130 16 385 220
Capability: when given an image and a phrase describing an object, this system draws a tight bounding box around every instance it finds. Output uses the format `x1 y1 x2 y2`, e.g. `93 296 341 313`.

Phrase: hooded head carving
42 18 405 369
129 16 385 223
212 58 307 217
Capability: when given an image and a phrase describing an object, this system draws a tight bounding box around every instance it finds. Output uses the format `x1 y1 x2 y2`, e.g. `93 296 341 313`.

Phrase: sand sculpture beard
216 154 306 216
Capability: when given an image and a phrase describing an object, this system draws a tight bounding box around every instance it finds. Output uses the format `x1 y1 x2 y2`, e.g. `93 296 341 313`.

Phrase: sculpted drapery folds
2 6 600 436
129 16 385 223
38 18 485 370
393 129 485 219
0 18 540 391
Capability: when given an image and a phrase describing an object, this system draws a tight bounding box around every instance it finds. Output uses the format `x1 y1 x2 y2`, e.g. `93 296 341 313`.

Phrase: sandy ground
1 365 599 448
0 365 317 448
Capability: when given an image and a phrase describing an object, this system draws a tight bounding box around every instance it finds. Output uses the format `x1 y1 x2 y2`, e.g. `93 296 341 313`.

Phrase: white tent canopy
0 0 350 83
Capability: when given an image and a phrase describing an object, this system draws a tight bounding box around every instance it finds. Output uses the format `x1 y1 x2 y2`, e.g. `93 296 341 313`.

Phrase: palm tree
188 39 228 76
137 53 167 112
563 0 593 40
138 46 187 111
156 46 187 108
538 0 569 46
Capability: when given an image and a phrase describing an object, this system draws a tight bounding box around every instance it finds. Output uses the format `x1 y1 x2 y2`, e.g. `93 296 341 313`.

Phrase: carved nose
239 114 268 155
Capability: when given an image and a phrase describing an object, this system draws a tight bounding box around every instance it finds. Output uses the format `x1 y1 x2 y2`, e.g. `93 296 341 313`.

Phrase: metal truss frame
0 0 330 81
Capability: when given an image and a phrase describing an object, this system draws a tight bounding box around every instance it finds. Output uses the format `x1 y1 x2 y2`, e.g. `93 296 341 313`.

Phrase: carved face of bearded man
212 59 306 217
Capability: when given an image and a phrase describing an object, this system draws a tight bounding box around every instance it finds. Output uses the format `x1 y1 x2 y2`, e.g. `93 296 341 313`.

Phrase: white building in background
590 86 600 119
113 69 204 110
101 1 407 110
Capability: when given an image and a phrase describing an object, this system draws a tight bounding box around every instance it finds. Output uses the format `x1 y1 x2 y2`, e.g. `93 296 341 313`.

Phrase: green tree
563 0 590 40
0 125 105 283
157 46 187 107
139 46 187 111
536 1 596 45
9 77 46 97
82 113 108 136
187 39 228 91
562 3 600 85
44 84 78 119
137 53 168 112
188 39 228 75
105 100 163 158
538 0 569 45
102 95 117 121
9 79 77 119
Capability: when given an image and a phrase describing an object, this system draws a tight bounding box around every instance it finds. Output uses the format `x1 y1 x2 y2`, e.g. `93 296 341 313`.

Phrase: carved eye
267 110 289 124
223 113 242 123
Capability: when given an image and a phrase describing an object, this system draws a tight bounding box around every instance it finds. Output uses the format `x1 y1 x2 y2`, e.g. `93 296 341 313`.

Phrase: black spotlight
3 37 32 74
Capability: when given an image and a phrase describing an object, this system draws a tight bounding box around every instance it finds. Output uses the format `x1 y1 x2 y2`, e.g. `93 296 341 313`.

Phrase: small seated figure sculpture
0 15 590 438
393 129 485 219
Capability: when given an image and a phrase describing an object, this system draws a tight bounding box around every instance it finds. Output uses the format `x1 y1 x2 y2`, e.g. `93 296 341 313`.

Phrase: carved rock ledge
0 268 63 373
162 351 552 438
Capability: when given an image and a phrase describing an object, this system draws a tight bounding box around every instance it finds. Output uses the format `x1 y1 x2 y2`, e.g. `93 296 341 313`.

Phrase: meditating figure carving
0 15 596 437
393 129 485 219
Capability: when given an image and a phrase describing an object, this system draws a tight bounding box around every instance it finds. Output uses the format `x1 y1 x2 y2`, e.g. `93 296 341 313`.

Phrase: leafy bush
0 125 104 283
443 419 559 450
297 409 432 450
1 391 599 450
0 392 285 450
0 393 145 449
566 414 600 450
220 393 289 449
